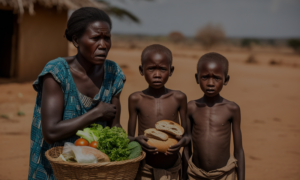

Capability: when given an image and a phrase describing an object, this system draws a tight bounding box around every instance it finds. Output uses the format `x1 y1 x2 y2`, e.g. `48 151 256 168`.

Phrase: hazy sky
109 0 300 38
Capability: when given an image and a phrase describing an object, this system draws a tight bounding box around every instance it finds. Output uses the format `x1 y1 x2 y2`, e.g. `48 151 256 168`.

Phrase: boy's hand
174 135 182 141
165 140 184 155
135 135 158 154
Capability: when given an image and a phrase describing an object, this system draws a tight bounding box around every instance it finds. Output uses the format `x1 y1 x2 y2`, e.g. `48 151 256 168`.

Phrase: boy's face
196 61 229 97
139 52 174 89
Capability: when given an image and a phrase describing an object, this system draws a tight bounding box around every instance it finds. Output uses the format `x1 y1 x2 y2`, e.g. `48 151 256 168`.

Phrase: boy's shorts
135 153 182 180
187 154 237 180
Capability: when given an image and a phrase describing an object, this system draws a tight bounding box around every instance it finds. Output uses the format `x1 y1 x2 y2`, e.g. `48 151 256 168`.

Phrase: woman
28 7 125 179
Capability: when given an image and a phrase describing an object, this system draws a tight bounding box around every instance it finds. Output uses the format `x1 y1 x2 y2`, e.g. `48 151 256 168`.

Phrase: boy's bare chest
192 105 232 127
137 97 180 126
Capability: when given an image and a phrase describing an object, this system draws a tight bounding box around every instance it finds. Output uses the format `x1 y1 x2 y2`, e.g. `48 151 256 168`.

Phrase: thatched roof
0 0 107 15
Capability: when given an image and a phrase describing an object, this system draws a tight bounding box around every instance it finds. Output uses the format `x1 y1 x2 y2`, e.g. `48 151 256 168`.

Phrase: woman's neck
75 53 102 75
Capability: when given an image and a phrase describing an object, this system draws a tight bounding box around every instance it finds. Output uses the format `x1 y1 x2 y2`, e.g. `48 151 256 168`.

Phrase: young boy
128 44 189 180
184 52 245 180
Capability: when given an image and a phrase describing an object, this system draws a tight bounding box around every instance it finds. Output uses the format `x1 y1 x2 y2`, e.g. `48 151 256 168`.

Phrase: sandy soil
0 43 300 180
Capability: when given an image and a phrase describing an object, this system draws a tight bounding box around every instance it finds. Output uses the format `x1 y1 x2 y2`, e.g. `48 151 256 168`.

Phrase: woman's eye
104 36 111 40
214 77 220 80
160 68 167 71
201 76 207 79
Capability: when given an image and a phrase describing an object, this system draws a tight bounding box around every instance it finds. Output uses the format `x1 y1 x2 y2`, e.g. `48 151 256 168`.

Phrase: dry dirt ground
0 43 300 180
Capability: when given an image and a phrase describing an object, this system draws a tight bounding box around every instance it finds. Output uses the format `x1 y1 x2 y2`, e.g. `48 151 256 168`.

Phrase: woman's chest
71 71 103 98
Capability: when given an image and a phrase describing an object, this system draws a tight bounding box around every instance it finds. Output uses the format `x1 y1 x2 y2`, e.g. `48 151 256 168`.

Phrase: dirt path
0 47 299 179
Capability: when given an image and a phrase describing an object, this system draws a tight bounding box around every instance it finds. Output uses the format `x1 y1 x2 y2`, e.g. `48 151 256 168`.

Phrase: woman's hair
65 7 112 42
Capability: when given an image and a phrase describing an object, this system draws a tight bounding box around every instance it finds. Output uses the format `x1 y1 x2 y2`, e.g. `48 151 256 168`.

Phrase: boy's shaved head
197 52 229 76
141 44 172 65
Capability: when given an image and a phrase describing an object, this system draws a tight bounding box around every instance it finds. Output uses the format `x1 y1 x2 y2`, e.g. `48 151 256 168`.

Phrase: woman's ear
139 65 144 76
169 66 174 76
195 73 199 84
72 35 79 48
224 75 230 85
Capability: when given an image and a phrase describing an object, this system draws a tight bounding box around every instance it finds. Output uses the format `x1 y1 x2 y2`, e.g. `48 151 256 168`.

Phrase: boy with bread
128 44 190 180
184 52 245 180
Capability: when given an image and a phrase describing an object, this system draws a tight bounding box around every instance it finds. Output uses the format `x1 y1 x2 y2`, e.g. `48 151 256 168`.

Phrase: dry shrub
128 42 137 49
269 59 282 65
195 23 225 49
287 39 300 53
119 64 129 69
292 63 298 68
245 54 258 64
168 31 185 43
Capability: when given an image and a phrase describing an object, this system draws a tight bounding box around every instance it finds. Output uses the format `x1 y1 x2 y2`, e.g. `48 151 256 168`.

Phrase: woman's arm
41 74 116 144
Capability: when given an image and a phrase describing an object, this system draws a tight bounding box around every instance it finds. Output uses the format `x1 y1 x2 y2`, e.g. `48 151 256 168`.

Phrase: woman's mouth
95 54 106 59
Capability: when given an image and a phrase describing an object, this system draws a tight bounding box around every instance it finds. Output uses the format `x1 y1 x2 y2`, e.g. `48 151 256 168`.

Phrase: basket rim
45 146 146 167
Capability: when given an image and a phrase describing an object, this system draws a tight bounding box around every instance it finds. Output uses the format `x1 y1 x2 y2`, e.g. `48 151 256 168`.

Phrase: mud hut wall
17 5 68 81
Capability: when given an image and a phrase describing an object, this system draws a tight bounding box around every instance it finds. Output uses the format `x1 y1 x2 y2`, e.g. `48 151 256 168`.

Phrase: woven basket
45 146 146 180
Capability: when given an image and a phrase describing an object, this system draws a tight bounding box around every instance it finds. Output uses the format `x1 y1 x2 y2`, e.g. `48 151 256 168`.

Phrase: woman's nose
98 39 107 49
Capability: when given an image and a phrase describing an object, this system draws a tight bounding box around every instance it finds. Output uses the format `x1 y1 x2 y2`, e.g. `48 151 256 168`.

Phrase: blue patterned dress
28 57 126 180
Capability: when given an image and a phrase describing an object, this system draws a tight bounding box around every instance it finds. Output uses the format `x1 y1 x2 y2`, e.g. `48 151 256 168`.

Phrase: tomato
74 138 89 146
89 141 98 148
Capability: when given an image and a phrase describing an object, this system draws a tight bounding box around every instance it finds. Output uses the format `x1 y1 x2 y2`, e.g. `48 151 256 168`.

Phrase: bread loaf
81 146 110 162
144 128 169 141
155 120 184 136
147 138 178 153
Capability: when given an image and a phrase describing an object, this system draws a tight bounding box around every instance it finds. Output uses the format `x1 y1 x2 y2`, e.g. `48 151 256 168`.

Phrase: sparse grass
269 59 282 65
245 55 258 64
0 114 9 119
119 64 129 69
17 111 25 116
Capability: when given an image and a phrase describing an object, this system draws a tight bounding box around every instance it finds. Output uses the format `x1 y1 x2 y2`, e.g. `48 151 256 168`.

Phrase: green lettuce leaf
96 126 130 161
128 141 142 159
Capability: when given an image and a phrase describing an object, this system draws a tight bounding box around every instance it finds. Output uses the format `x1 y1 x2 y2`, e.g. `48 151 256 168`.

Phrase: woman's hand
135 135 158 154
95 101 116 120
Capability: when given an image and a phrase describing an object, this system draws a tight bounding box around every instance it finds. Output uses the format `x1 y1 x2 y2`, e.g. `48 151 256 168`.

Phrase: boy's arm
127 93 139 141
127 93 157 153
109 93 122 128
166 92 189 154
183 102 193 180
231 103 245 180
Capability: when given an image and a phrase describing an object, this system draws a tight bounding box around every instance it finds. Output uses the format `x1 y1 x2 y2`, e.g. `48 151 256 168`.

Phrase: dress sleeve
32 58 67 93
112 63 126 96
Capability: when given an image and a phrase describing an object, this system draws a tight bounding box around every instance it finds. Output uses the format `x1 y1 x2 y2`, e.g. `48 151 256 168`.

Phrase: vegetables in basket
76 124 103 143
59 142 110 163
128 141 142 159
76 124 142 161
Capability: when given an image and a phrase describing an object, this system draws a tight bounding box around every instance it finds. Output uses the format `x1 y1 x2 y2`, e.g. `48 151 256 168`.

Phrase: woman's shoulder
41 57 70 75
105 59 125 76
44 57 68 68
33 57 70 92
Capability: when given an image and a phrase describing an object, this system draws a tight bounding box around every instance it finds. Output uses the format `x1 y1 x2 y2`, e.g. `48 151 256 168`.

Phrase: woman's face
77 21 111 65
